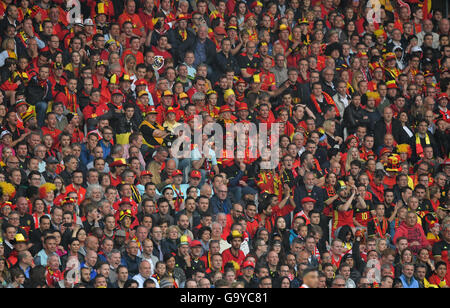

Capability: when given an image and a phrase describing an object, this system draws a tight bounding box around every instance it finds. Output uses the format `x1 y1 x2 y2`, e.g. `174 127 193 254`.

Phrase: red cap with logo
190 170 201 178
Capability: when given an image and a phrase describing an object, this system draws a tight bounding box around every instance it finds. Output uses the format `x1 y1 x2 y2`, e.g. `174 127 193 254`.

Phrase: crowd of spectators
0 0 449 289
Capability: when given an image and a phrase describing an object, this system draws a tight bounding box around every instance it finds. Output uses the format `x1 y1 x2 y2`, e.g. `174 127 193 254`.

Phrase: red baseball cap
301 197 316 204
437 93 448 101
135 79 147 86
190 170 201 178
243 261 255 269
112 89 124 96
189 240 202 248
146 105 158 115
172 169 183 177
140 170 153 177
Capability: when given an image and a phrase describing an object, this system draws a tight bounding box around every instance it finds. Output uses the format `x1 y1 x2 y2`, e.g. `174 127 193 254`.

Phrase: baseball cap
178 92 189 100
45 156 59 164
301 197 316 204
110 158 127 167
0 130 12 139
119 74 131 82
11 233 28 245
138 90 149 97
190 170 201 178
162 90 173 97
189 240 202 248
84 18 94 26
146 106 158 115
135 79 147 86
112 89 124 96
140 170 153 177
172 169 183 177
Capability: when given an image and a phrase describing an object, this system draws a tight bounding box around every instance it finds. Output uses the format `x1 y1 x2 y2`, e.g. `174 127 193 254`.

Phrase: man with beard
21 108 38 132
294 155 326 211
222 230 246 271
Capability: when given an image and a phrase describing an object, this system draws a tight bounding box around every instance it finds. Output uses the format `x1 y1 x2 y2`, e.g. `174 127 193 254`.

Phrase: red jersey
259 70 276 91
332 198 355 234
83 101 110 120
222 248 245 271
110 173 122 187
118 12 145 37
65 185 86 204
151 45 172 75
41 127 62 148
122 49 144 65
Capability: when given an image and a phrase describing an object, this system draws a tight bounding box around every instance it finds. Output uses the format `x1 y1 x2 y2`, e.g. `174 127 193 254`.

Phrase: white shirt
132 273 160 288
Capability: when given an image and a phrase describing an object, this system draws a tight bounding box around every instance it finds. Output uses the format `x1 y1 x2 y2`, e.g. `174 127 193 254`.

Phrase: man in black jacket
373 106 406 150
192 25 217 76
214 38 240 82
167 14 196 65
343 94 370 136
25 65 52 127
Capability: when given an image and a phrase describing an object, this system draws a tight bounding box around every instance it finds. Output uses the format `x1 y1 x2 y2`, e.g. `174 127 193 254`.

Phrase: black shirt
432 240 450 259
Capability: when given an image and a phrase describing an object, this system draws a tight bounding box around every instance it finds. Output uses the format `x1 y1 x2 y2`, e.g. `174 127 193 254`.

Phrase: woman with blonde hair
0 38 17 67
344 147 364 173
123 54 137 80
323 120 343 149
351 70 364 95
376 238 389 254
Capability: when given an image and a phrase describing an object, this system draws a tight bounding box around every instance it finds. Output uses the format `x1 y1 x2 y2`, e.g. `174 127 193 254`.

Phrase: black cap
45 156 59 164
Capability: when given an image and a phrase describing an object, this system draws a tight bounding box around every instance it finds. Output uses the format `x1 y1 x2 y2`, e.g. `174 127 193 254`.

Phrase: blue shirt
400 274 419 288
79 143 94 167
210 194 231 215
194 41 206 68
100 140 112 159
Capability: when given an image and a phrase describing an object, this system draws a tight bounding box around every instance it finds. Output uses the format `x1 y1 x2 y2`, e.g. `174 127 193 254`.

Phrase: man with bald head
132 260 159 288
374 106 406 149
158 159 177 191
199 184 212 199
417 19 439 48
82 235 99 256
210 184 232 215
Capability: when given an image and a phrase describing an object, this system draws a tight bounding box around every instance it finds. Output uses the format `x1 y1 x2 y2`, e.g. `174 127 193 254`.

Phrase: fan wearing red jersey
222 230 246 273
332 180 367 238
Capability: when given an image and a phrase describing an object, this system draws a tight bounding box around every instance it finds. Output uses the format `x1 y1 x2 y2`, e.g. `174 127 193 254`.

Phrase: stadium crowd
0 0 449 289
